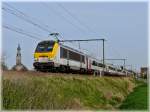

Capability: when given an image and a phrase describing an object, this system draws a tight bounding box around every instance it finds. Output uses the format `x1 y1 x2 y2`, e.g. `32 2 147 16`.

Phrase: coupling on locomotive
33 40 131 76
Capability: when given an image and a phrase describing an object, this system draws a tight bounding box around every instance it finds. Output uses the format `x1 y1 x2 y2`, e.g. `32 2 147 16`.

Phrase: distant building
12 44 28 71
140 67 148 78
1 62 8 71
1 53 8 71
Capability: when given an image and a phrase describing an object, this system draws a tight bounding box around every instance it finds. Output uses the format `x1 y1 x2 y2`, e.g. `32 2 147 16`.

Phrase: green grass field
119 83 148 110
2 71 145 110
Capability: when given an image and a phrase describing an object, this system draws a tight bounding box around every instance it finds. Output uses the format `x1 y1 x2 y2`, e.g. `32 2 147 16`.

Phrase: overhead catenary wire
57 3 99 36
3 3 68 41
3 3 68 42
3 24 42 40
4 3 55 33
2 4 77 52
2 7 52 33
106 41 125 59
2 4 74 43
5 23 44 38
41 3 87 35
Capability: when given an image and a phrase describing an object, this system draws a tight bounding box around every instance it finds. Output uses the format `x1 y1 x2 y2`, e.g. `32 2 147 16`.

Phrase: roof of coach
59 43 85 55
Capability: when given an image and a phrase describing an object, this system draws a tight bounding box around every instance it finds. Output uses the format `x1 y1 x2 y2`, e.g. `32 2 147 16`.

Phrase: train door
80 55 82 68
86 57 88 69
86 57 91 70
89 59 91 69
67 50 69 66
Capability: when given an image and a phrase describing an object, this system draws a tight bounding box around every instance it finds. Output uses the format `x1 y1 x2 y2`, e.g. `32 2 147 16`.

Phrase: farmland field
2 70 147 110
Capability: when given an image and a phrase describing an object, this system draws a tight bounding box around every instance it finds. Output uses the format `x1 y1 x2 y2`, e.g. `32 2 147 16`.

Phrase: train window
117 69 121 72
92 61 96 65
36 41 55 52
69 50 80 62
95 62 98 66
81 55 85 63
98 63 105 67
109 66 116 70
92 61 98 66
120 66 124 70
60 47 67 58
117 69 119 72
60 48 85 63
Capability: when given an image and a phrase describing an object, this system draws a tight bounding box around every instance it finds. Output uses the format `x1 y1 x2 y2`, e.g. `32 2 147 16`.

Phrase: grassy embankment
120 82 148 110
2 71 142 110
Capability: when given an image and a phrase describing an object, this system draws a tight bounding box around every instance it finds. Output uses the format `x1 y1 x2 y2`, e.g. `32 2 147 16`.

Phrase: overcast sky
2 1 148 71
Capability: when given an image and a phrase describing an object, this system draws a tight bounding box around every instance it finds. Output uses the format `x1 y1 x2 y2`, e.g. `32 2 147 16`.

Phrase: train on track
33 40 133 76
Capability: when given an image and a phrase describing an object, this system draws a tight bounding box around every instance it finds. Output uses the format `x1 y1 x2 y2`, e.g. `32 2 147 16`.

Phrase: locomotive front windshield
35 41 55 52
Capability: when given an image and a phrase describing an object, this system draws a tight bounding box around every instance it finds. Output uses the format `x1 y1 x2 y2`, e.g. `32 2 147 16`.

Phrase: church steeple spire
17 44 21 51
16 44 21 65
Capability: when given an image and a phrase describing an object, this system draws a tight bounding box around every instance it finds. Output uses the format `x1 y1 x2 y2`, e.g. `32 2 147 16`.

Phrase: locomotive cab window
36 41 55 52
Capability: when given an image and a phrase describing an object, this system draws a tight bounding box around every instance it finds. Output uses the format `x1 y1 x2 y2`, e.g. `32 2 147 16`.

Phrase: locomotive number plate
39 57 48 62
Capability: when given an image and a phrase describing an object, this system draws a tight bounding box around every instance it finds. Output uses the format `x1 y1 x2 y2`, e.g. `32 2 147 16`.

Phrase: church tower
16 44 21 65
12 44 28 71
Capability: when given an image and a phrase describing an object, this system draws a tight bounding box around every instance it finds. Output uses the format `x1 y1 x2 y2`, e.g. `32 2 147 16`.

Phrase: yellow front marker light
34 58 38 61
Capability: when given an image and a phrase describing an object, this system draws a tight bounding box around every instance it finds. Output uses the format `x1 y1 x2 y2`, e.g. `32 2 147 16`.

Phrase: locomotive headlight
34 58 38 61
48 58 52 61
